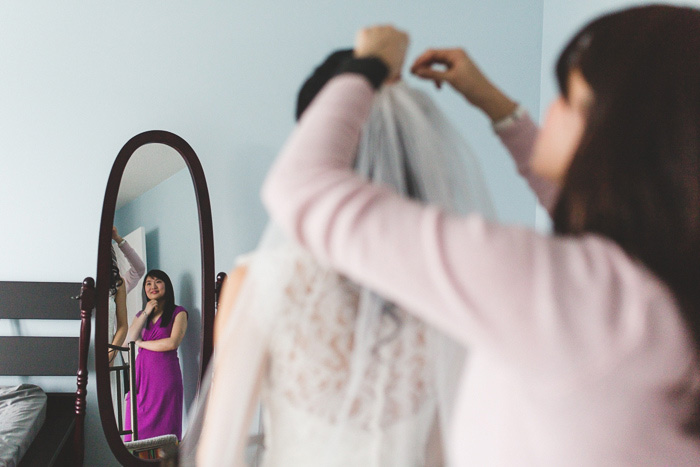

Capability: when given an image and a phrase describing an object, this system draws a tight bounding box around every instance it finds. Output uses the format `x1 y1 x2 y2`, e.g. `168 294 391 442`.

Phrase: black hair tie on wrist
334 56 389 90
295 49 389 121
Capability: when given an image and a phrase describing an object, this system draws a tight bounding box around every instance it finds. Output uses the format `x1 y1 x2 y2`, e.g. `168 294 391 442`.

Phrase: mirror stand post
215 272 227 311
74 277 95 467
128 341 138 441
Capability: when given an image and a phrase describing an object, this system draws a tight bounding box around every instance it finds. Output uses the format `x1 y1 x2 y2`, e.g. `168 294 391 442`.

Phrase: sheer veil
181 81 495 466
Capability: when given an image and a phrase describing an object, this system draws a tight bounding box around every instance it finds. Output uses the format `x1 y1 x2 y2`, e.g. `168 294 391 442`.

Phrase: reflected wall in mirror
114 144 200 442
95 131 214 466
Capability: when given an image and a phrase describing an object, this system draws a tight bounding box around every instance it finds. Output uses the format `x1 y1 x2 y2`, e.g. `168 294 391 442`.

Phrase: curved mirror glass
109 143 201 456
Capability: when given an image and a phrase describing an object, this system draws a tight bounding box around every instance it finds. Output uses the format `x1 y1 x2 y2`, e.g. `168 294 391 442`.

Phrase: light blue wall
539 0 695 118
0 1 547 464
0 1 545 285
114 167 201 421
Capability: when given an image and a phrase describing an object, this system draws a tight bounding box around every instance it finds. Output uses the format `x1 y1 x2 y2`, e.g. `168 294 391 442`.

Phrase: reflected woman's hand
125 300 158 344
112 226 124 244
144 299 159 317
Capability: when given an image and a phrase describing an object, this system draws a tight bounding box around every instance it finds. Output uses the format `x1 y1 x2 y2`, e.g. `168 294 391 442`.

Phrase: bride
191 49 495 466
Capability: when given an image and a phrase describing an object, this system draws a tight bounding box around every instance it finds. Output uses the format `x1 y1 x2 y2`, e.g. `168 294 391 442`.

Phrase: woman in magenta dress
124 269 188 441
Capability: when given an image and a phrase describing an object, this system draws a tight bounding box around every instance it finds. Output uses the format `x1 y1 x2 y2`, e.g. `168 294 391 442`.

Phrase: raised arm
411 48 518 122
262 28 644 372
493 110 559 211
113 226 146 293
411 48 559 210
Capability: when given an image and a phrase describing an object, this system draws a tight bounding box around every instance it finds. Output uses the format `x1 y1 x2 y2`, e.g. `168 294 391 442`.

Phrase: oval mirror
95 131 215 465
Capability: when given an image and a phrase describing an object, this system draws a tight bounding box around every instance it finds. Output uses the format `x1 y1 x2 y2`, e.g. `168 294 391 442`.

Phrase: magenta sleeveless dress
124 306 187 441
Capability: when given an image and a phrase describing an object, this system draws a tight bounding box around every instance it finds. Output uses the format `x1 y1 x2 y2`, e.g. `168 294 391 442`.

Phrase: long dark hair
110 245 124 297
143 269 177 328
553 5 700 431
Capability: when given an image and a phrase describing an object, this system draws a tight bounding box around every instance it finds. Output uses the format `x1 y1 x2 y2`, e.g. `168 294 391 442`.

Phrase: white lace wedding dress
189 81 493 466
273 247 448 465
196 240 457 466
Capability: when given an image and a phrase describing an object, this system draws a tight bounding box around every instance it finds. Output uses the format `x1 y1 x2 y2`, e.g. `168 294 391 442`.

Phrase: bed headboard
0 281 81 376
0 279 95 466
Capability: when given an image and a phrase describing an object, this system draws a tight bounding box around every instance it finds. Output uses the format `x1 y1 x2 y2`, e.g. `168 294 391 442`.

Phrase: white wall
0 1 546 465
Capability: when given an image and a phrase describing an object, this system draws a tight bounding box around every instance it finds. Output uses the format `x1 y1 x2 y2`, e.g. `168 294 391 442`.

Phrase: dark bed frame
0 279 94 466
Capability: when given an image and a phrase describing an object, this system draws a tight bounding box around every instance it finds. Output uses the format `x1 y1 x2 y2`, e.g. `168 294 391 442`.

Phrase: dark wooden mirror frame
94 130 215 466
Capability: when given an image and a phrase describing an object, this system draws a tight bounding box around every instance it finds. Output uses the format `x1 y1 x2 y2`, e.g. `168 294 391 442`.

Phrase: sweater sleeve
262 74 654 370
118 240 146 293
494 111 560 212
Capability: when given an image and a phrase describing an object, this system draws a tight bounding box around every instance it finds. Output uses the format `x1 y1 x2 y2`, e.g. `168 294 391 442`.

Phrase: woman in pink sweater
263 5 700 466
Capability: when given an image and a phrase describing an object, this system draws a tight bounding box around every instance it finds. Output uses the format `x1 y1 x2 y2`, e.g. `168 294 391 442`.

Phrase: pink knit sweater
262 74 700 465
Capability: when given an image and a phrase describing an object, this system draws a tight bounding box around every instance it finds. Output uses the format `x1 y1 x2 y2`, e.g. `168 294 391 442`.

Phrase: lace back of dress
259 243 436 465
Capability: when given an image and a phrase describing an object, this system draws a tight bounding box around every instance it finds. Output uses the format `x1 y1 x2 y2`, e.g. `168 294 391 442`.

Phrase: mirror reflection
107 143 201 457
